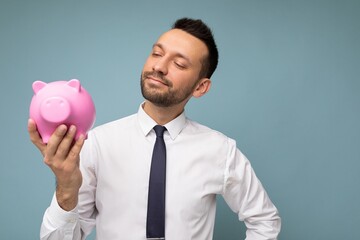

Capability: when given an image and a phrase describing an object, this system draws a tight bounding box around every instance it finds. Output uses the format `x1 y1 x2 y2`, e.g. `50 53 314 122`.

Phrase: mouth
146 76 168 86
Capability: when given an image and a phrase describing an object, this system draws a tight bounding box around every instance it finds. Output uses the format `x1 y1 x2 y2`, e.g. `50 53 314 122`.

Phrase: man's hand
28 119 85 211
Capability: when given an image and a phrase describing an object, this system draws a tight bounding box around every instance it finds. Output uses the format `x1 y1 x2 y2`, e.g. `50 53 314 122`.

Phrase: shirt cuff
46 193 79 227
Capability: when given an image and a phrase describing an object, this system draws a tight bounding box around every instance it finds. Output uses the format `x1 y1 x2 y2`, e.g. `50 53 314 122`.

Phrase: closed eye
152 51 162 57
174 61 187 69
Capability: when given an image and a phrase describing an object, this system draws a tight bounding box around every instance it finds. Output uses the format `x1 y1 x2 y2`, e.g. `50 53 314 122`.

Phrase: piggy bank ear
67 79 81 92
32 81 47 94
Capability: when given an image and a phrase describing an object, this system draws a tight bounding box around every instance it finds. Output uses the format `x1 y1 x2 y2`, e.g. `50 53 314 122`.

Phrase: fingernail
69 125 76 132
59 125 67 132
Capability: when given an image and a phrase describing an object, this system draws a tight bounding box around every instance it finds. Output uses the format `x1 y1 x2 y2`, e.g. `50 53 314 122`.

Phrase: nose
40 97 71 123
152 57 168 75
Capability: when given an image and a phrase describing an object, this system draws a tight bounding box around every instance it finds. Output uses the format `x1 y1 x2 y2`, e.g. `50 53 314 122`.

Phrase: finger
46 124 68 158
67 134 85 165
28 119 46 153
56 125 78 158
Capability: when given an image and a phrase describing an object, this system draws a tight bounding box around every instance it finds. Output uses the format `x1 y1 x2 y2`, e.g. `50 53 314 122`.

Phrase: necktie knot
154 125 166 138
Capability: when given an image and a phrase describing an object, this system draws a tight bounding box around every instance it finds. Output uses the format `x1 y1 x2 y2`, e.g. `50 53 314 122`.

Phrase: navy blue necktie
146 125 167 239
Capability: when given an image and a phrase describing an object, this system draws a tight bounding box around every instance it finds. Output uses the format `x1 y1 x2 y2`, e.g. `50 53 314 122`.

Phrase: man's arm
28 119 86 239
222 139 281 240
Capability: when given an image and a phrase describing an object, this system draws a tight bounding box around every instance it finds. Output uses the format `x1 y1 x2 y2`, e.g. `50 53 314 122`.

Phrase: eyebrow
153 43 192 65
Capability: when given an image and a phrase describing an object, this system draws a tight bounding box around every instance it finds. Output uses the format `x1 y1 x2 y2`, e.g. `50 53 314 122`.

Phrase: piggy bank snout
40 97 71 123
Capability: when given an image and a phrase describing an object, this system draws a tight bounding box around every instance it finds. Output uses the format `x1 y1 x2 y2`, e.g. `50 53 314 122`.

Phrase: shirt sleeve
40 194 82 240
222 138 281 240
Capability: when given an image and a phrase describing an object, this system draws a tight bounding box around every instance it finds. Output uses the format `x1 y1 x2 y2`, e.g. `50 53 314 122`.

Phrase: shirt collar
137 103 187 140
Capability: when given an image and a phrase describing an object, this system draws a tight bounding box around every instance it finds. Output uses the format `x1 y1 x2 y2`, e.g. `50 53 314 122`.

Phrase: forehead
155 29 208 64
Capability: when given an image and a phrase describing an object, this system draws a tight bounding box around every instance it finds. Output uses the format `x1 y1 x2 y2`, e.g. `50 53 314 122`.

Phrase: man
29 18 281 239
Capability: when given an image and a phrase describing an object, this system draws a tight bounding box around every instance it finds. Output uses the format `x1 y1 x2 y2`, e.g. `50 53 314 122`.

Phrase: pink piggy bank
29 79 96 143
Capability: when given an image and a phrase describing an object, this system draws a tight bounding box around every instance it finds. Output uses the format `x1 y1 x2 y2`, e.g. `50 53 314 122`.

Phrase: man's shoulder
185 118 231 141
184 119 238 153
91 113 137 134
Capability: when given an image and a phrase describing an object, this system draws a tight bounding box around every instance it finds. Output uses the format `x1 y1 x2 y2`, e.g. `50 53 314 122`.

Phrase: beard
140 71 197 107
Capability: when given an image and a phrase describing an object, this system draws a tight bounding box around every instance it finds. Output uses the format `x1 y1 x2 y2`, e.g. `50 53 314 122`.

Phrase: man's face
141 29 208 107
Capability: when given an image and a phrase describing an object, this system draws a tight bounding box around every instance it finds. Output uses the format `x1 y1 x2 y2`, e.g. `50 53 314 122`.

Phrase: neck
142 100 186 125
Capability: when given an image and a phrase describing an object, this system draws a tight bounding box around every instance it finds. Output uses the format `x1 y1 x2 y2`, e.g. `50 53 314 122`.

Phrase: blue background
1 0 359 239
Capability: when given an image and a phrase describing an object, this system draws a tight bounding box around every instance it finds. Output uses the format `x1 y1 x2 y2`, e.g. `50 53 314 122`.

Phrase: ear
32 81 47 94
192 78 211 98
67 79 81 92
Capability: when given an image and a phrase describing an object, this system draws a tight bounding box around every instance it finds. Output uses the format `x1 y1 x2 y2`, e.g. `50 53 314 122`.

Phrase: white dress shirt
40 104 281 240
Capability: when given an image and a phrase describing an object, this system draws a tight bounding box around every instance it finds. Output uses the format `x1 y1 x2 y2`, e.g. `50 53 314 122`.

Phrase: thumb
28 118 47 155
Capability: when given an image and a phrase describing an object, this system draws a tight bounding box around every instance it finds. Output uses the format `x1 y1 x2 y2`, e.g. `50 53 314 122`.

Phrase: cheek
171 71 199 88
142 57 153 72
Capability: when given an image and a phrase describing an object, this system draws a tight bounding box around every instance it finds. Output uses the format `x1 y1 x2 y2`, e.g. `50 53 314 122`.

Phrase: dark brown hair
172 18 219 78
